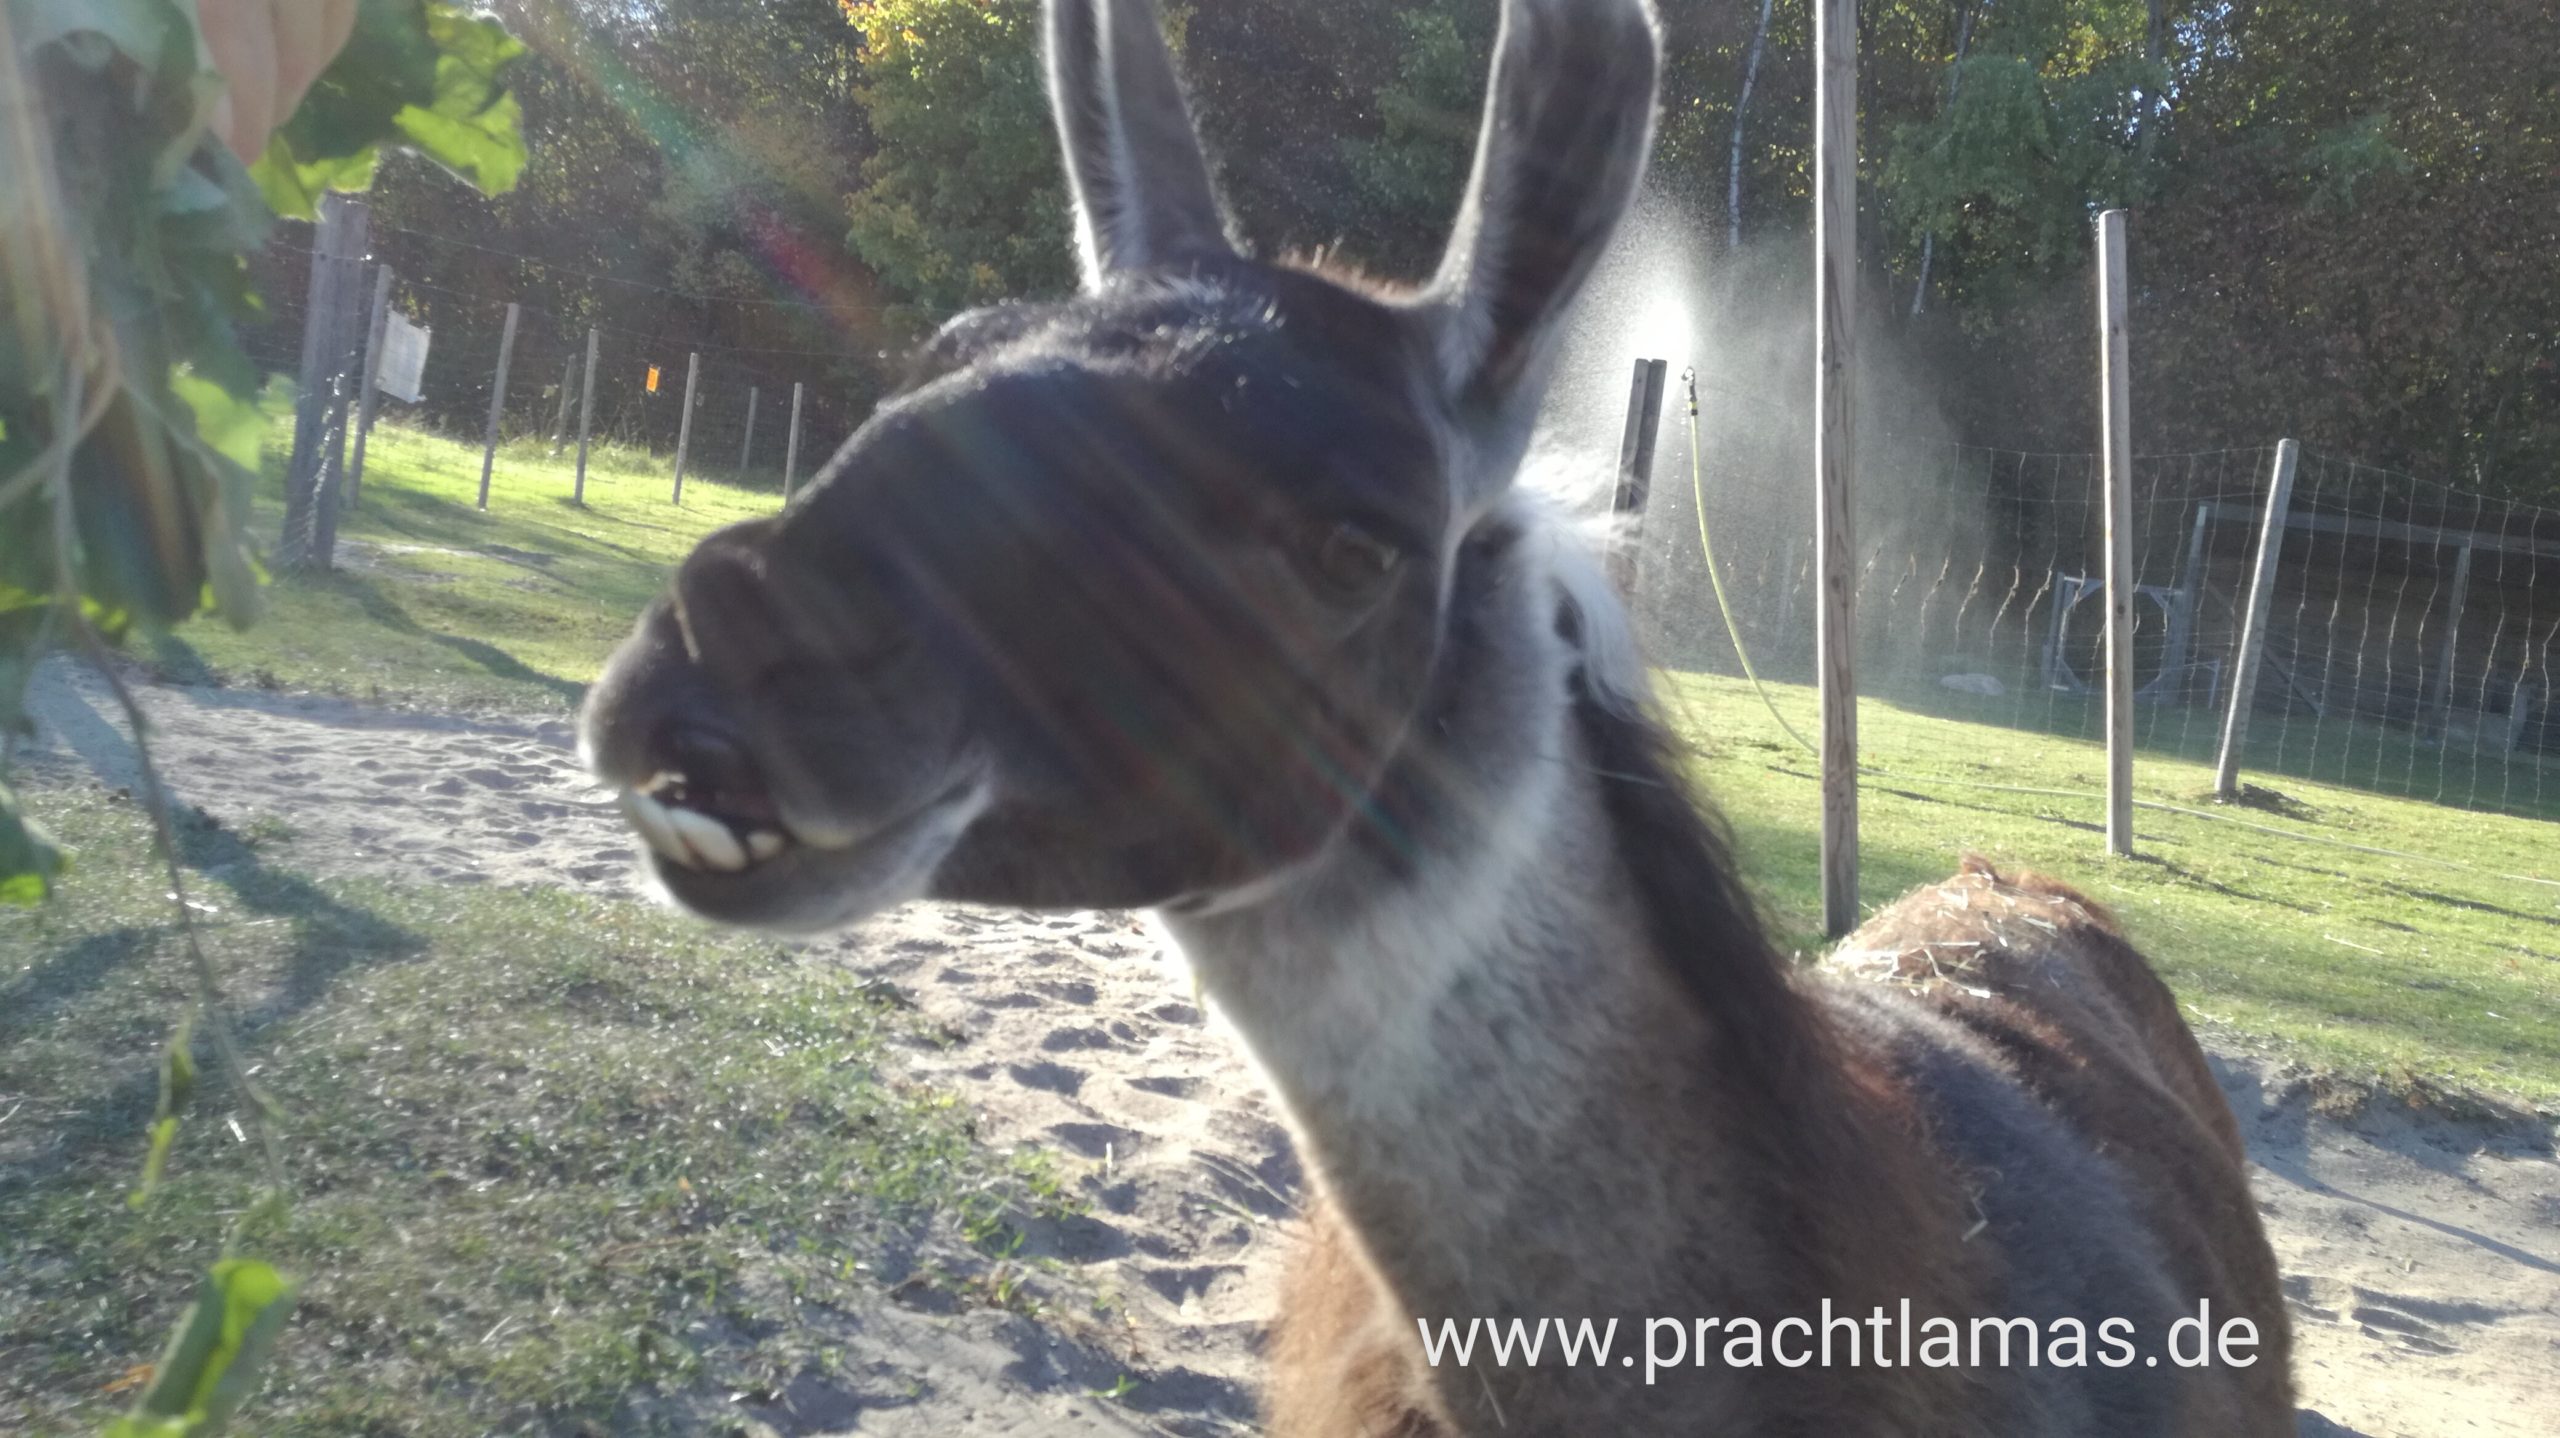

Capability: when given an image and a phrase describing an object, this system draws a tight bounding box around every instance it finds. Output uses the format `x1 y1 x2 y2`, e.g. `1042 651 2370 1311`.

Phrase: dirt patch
17 661 2559 1436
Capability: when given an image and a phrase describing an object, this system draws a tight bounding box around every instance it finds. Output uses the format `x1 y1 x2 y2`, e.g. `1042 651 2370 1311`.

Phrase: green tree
1879 0 2170 311
1337 2 1491 277
840 0 1074 330
2134 0 2559 495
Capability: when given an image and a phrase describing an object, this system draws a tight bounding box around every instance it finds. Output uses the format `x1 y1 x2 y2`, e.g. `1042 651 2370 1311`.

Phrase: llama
580 0 2292 1429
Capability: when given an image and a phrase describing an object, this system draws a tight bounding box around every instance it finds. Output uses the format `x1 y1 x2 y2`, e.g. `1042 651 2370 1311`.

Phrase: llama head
582 0 1660 930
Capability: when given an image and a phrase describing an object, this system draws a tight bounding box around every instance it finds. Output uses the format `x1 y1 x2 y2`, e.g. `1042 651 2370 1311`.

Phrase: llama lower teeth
662 804 747 871
618 788 688 866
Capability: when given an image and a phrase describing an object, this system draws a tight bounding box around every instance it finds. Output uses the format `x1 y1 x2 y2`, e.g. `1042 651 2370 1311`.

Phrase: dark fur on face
583 263 1462 924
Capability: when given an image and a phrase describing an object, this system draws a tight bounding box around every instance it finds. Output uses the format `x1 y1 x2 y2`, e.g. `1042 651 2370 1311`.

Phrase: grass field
0 789 1073 1435
1665 670 2559 1104
91 414 2560 1103
158 399 792 714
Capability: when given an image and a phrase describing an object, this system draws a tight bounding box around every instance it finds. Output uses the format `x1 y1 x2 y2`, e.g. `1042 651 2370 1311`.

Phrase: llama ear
1046 0 1235 287
1429 0 1660 415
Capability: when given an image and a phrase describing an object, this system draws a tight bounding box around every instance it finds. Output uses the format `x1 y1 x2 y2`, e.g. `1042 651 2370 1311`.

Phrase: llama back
1826 858 2295 1432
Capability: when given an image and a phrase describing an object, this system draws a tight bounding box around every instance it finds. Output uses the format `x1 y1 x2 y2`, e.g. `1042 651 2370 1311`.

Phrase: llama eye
1302 519 1402 602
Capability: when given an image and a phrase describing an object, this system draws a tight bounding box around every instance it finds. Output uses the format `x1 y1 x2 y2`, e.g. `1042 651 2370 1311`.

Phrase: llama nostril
659 722 770 814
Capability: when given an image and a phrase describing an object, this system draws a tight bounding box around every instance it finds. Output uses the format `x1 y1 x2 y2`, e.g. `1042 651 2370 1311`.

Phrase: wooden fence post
739 385 759 475
1610 357 1669 595
2097 209 2136 858
2214 439 2301 796
2423 543 2475 733
783 381 806 502
2506 672 2538 759
2167 501 2209 675
550 350 578 456
671 351 701 504
1815 0 1859 937
347 261 394 506
281 192 367 571
573 327 600 506
478 300 519 511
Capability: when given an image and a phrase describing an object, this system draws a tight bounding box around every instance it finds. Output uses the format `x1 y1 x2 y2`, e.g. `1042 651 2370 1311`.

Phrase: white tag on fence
377 314 431 403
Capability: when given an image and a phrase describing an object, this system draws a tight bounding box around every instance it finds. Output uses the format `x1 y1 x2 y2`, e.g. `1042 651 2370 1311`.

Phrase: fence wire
1634 415 2559 821
251 217 2560 824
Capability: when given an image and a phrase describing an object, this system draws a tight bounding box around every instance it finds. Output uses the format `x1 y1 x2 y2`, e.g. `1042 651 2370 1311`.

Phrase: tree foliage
840 0 1074 329
326 0 890 455
3 0 526 906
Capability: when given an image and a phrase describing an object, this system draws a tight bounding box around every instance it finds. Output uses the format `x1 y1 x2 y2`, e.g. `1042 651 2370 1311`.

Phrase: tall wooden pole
347 262 394 506
478 300 520 511
739 385 760 475
2423 544 2475 734
2097 210 2136 857
316 213 369 564
573 327 600 507
671 350 701 504
281 193 366 571
1611 357 1670 596
284 197 349 523
1815 0 1859 937
783 381 806 502
2214 439 2300 796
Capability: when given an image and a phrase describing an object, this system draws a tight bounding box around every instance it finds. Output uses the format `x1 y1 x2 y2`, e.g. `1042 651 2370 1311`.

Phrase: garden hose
1683 365 1820 759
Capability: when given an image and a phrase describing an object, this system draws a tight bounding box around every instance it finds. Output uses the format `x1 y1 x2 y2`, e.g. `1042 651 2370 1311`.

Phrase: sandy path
16 661 2559 1437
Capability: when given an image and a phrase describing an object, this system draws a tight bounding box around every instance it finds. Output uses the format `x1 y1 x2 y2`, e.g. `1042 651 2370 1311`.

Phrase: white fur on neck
1154 495 1656 1286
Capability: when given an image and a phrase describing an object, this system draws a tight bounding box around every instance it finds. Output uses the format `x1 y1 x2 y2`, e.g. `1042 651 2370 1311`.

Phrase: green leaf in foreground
399 3 529 195
248 1 527 218
0 778 70 906
109 1259 300 1438
129 1021 199 1209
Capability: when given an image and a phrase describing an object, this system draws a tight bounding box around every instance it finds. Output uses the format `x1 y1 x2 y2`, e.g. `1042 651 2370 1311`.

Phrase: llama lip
636 778 991 933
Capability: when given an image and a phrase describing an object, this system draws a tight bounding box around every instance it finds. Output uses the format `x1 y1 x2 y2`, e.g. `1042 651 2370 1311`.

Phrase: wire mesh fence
249 211 2560 827
249 228 838 516
1633 413 2560 821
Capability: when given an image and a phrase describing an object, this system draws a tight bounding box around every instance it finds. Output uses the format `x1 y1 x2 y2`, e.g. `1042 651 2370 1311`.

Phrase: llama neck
1160 520 1870 1327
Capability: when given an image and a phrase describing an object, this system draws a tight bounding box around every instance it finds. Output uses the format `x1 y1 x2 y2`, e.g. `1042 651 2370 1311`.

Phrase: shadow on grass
2129 852 2326 916
2376 881 2560 931
331 571 589 708
171 806 424 1022
354 481 686 585
1705 659 2560 825
0 719 427 1192
0 926 164 1043
3 824 425 1192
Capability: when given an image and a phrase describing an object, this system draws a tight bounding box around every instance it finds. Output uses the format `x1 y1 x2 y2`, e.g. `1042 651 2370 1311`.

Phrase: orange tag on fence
646 366 661 394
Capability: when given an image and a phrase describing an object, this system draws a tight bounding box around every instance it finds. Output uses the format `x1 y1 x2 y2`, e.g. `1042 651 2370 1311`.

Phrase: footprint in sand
1041 1023 1132 1053
1010 1061 1087 1095
1048 1121 1142 1158
1140 1263 1248 1308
